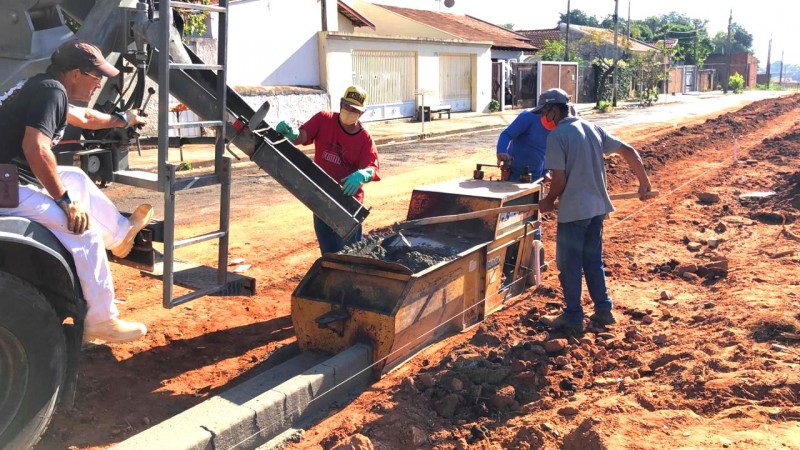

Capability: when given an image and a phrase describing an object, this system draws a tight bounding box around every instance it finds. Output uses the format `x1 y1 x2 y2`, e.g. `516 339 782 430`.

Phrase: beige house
324 1 536 120
225 0 535 123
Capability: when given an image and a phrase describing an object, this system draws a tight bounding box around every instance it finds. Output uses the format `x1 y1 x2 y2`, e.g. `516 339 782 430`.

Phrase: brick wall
704 52 759 88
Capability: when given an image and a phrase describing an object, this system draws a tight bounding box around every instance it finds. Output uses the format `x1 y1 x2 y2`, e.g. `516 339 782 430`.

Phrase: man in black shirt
0 40 152 344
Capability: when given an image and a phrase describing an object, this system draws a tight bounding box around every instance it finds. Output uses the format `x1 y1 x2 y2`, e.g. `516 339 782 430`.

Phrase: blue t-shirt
496 110 549 179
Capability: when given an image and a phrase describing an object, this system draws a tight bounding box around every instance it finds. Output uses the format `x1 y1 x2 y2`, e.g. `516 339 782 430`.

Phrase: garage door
439 54 472 112
352 50 416 121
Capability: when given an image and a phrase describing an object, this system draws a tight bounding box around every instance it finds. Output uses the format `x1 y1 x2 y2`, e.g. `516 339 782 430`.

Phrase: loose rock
682 272 700 281
433 394 460 418
545 339 568 353
331 434 374 450
418 372 436 388
408 426 427 447
697 192 720 203
558 406 580 416
687 242 703 252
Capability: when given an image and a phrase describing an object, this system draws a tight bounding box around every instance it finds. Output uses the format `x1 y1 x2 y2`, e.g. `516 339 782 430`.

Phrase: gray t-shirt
544 117 625 223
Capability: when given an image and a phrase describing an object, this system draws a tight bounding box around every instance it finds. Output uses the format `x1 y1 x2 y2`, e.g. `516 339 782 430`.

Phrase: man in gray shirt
536 89 653 333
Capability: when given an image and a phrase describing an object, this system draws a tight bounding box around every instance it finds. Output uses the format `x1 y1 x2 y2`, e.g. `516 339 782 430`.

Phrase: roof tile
376 4 537 50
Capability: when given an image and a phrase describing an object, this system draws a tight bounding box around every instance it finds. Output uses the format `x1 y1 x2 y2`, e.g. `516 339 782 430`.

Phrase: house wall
338 15 356 33
492 49 526 62
351 0 457 40
320 32 492 120
704 52 759 88
228 0 327 87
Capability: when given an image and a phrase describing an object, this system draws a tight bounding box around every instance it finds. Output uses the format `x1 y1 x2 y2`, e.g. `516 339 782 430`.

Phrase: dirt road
37 94 800 449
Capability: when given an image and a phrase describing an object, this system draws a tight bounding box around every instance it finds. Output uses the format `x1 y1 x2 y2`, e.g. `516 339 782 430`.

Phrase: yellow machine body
291 178 542 375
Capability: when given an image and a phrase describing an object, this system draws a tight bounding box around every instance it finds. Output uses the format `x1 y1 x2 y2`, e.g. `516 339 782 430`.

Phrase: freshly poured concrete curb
112 344 373 450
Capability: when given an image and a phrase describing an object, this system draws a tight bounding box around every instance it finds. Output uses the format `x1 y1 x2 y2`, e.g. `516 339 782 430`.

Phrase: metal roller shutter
352 50 416 121
439 54 472 112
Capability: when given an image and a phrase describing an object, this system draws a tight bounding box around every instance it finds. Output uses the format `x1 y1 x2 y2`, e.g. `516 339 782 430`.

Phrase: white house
223 0 535 124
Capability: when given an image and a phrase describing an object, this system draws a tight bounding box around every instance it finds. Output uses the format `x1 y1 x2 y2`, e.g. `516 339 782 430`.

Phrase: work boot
84 318 147 344
540 313 583 334
111 204 153 259
589 310 616 326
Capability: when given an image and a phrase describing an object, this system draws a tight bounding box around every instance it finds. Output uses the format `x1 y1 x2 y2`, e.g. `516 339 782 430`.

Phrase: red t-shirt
300 111 380 203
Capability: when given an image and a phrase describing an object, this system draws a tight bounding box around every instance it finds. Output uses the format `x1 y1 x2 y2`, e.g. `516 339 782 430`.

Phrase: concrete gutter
112 344 373 450
372 123 505 146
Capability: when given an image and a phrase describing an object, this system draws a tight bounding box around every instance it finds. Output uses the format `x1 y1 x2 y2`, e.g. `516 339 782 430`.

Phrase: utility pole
663 22 669 95
765 35 772 89
612 0 620 106
627 1 631 41
564 0 571 61
723 9 732 93
693 22 698 66
780 50 784 85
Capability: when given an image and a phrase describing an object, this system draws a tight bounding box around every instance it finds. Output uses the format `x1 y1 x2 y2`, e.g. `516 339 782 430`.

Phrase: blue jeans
313 215 362 255
555 214 612 325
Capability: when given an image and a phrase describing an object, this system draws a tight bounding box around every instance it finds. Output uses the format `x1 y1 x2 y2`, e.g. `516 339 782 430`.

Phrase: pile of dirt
340 234 458 272
738 129 800 224
606 94 800 191
297 97 800 450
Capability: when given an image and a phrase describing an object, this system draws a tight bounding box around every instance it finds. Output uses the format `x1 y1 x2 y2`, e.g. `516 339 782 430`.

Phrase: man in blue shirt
496 102 556 182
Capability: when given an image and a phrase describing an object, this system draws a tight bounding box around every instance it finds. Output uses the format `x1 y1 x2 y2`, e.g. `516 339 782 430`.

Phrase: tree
627 13 713 67
576 30 630 105
711 22 753 54
538 40 566 61
179 0 210 38
628 51 665 104
499 23 515 31
559 9 599 27
599 14 631 32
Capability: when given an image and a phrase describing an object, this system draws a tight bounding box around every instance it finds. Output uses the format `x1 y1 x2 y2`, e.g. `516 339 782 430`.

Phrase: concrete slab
111 413 214 450
112 345 372 450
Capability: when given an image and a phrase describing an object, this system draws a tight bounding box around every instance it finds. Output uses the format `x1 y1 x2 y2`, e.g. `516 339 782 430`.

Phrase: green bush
639 88 659 106
595 64 635 103
598 100 612 113
729 73 745 93
488 99 501 112
756 83 783 91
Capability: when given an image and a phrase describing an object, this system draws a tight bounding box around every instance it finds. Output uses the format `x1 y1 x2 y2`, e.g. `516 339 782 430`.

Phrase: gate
352 50 416 121
511 62 536 108
577 63 596 103
537 61 579 103
439 54 472 111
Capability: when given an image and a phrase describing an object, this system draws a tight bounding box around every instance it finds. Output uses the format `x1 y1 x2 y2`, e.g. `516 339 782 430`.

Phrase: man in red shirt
275 85 380 253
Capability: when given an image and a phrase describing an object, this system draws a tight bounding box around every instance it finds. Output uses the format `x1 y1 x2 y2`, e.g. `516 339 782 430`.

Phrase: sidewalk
128 91 746 171
127 103 597 171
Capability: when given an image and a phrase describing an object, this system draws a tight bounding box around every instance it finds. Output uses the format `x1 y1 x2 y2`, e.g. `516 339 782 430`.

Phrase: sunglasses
80 70 103 82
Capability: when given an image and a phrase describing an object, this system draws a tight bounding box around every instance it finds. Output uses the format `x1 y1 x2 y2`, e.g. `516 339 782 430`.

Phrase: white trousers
0 167 130 324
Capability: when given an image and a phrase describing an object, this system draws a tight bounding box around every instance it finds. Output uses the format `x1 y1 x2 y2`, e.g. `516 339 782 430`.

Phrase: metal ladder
151 0 246 308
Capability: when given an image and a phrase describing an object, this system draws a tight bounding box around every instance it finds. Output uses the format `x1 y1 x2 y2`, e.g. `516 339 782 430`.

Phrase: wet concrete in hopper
341 235 459 273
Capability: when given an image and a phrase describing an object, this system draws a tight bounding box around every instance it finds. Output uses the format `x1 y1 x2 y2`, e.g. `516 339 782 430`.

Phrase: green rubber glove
275 121 298 141
341 168 373 196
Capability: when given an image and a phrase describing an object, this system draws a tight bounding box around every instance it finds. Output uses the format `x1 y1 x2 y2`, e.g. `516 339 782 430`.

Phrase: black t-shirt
0 73 68 164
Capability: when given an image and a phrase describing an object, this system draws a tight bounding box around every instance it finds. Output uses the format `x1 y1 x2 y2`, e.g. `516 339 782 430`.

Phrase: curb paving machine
293 162 544 376
0 1 545 448
0 0 368 448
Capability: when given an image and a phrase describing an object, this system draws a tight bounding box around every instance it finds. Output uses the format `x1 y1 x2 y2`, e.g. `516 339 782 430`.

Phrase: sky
369 0 797 67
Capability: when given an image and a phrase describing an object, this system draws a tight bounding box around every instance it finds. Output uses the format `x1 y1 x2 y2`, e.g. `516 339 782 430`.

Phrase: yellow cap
341 85 368 112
